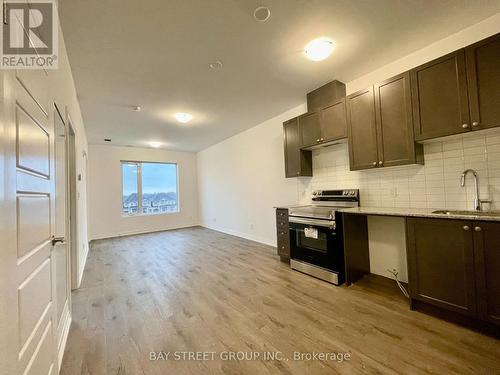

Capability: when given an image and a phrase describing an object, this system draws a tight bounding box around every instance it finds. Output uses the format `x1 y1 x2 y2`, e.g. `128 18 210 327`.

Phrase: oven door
288 217 343 273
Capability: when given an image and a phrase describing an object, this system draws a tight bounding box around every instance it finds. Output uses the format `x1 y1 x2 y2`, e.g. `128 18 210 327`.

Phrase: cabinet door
283 119 312 178
283 119 301 178
411 50 470 140
473 222 500 325
320 98 347 142
346 87 378 170
299 112 321 147
406 218 477 316
374 72 420 167
466 33 500 131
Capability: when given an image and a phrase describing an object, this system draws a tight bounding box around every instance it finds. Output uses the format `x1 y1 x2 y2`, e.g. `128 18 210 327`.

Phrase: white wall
196 14 500 281
197 104 306 246
88 145 198 240
53 23 90 288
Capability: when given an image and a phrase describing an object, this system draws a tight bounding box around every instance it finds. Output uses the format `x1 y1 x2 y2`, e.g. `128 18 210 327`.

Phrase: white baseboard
57 307 72 372
90 224 199 241
200 223 276 247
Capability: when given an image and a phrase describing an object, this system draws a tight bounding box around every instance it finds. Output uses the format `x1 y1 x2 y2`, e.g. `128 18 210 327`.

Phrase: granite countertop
339 207 500 222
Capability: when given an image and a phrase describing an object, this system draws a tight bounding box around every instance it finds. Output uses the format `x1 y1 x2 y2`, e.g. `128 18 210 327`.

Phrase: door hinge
3 1 8 25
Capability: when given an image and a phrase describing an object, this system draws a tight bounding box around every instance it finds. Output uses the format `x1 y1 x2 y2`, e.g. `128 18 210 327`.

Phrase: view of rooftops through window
122 162 178 215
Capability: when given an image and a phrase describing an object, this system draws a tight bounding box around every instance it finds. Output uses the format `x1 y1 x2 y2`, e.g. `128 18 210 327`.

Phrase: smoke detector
253 6 270 22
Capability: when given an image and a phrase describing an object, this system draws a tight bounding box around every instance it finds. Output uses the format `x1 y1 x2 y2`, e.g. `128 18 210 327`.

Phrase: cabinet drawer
277 234 290 258
276 209 290 258
276 209 288 221
277 227 289 241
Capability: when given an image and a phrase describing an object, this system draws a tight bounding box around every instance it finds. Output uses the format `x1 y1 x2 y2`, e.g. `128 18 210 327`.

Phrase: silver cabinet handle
296 171 300 175
316 138 321 143
320 138 324 141
463 226 470 231
378 161 383 166
462 123 469 129
372 161 377 166
472 121 480 127
51 236 66 246
474 226 482 232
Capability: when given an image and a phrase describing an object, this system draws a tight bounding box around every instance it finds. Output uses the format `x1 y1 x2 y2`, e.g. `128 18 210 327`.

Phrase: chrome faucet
460 169 491 211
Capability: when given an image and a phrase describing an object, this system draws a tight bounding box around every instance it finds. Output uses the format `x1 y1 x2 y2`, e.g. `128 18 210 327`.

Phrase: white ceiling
59 0 500 152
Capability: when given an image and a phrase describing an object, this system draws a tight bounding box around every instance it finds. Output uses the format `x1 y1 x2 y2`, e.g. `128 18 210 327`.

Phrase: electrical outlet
250 223 254 230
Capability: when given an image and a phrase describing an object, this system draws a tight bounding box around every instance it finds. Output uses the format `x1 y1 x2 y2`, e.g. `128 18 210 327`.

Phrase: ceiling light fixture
150 141 162 148
132 105 142 112
174 112 193 123
253 6 270 22
304 37 335 61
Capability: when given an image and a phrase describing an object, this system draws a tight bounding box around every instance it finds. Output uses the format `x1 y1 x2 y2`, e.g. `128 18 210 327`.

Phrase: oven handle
289 217 336 229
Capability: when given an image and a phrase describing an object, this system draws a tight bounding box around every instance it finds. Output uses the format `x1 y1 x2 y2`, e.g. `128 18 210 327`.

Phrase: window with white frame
121 161 178 216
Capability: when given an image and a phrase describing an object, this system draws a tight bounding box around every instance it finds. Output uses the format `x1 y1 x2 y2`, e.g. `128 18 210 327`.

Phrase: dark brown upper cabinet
411 50 471 140
320 98 347 143
307 80 346 112
347 74 422 171
283 118 312 178
406 218 477 317
374 72 423 168
300 100 348 149
299 112 321 148
465 33 500 131
473 222 500 326
346 87 379 170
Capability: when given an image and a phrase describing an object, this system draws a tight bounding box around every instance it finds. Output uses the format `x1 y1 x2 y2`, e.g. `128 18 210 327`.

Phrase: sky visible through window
122 162 178 215
142 163 177 194
122 163 137 196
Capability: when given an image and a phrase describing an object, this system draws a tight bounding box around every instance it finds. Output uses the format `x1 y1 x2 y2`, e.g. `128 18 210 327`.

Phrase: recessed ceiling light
174 112 193 123
150 141 161 148
304 37 335 61
253 6 270 22
132 105 142 112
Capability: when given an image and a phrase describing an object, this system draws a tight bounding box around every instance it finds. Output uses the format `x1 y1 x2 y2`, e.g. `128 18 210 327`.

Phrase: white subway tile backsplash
304 131 500 210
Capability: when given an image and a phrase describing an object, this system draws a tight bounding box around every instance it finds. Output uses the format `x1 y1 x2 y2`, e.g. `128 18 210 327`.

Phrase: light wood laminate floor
60 227 500 375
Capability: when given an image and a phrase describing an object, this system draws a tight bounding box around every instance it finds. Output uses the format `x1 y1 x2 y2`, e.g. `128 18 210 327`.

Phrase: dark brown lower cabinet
276 209 290 261
407 218 500 327
406 218 477 316
473 222 500 325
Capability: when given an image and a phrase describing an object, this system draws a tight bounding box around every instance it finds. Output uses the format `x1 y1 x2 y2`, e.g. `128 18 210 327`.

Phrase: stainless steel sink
432 209 500 217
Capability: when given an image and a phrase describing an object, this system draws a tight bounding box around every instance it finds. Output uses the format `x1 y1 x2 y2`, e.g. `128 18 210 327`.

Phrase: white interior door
0 67 63 374
53 105 72 369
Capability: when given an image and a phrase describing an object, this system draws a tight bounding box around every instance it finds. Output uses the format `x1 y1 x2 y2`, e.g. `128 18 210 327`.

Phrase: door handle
51 236 66 246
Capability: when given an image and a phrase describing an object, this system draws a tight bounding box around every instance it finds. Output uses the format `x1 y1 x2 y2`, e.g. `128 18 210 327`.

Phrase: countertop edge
339 207 500 222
